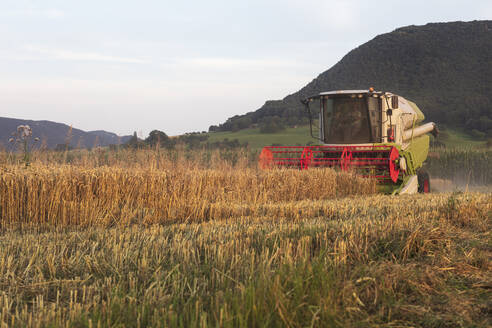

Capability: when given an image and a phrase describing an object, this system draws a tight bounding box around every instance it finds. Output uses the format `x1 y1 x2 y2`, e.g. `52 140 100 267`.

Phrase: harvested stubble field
0 149 490 327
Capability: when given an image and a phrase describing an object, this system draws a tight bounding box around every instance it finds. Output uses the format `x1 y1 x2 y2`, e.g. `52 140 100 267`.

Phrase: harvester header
259 89 438 194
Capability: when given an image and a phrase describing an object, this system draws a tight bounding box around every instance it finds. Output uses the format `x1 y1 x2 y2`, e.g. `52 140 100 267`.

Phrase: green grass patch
206 126 319 150
207 126 486 150
436 128 487 148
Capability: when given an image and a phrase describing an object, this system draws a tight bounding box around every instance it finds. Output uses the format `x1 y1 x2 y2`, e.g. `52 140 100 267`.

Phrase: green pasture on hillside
207 126 319 150
206 126 487 150
438 128 487 148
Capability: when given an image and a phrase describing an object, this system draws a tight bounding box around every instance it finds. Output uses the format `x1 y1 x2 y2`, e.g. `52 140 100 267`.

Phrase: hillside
0 117 131 149
211 21 492 139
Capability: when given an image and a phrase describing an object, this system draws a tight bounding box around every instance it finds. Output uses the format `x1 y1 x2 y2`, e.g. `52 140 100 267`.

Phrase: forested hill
210 21 492 138
0 117 131 149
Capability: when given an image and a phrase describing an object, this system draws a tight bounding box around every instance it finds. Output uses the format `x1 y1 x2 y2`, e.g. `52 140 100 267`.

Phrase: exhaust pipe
402 122 438 141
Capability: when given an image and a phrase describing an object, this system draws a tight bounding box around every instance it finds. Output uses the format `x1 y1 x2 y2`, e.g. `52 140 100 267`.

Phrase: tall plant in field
427 148 492 185
9 125 38 167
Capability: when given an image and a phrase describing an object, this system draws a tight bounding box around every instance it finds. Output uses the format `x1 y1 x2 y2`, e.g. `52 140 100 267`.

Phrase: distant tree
175 133 208 149
235 117 252 130
126 131 144 149
146 130 168 145
145 130 175 149
260 117 285 133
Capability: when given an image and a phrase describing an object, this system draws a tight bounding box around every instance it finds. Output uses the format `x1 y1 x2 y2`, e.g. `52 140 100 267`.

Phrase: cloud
280 0 360 30
25 46 147 64
176 57 310 70
2 8 65 19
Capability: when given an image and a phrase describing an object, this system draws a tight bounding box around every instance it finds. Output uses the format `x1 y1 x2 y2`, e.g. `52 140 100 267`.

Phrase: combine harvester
259 89 438 194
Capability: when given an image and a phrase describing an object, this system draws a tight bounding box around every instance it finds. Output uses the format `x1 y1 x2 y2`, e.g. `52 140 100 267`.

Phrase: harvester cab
259 89 438 194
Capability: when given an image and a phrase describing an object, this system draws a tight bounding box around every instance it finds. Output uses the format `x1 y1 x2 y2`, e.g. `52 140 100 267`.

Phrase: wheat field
0 149 490 327
0 164 375 229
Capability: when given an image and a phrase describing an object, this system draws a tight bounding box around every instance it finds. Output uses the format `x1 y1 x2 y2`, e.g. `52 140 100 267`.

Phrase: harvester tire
417 170 430 193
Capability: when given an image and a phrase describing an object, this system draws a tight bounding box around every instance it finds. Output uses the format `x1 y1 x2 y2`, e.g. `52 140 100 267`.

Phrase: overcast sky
0 0 490 136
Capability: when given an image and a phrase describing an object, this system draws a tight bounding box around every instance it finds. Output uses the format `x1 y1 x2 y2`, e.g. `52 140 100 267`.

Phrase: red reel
340 147 353 171
259 145 401 184
388 147 400 183
258 147 274 169
301 147 313 170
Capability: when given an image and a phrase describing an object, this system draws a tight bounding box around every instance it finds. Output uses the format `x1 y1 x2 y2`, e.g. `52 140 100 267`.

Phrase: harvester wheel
417 170 430 193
